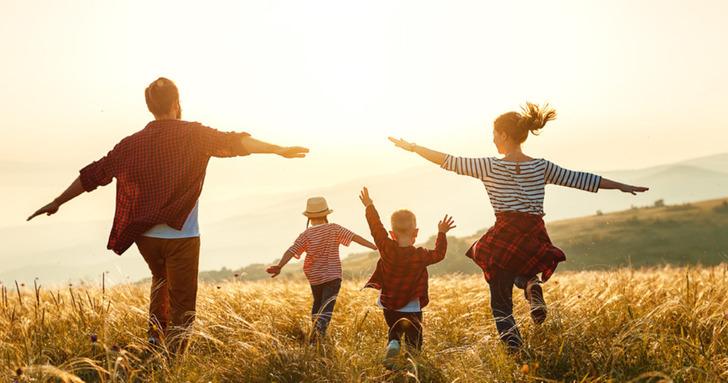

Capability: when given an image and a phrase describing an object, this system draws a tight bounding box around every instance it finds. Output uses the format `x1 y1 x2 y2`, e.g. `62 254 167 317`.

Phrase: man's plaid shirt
79 119 250 254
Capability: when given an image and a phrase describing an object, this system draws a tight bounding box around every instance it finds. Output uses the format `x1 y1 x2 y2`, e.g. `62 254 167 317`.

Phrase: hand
275 146 309 159
388 137 416 152
438 215 456 233
620 184 649 195
266 265 282 278
27 201 60 221
359 187 373 207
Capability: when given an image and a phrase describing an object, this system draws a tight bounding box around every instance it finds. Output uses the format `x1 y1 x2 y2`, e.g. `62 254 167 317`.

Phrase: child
358 187 455 366
388 103 648 351
266 196 377 340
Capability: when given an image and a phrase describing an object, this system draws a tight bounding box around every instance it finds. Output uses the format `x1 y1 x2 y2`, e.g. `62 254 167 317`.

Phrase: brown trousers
136 236 200 343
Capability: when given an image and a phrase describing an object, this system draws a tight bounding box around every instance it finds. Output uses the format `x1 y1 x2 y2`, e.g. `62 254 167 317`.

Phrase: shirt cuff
588 175 602 193
286 247 302 259
227 131 252 157
79 162 107 192
341 232 355 247
440 154 454 171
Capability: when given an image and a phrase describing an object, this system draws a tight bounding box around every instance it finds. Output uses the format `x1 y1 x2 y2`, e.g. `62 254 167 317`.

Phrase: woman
388 103 648 350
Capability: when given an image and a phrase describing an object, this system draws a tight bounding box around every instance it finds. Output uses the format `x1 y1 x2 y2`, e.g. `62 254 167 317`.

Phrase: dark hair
145 77 180 117
494 102 557 143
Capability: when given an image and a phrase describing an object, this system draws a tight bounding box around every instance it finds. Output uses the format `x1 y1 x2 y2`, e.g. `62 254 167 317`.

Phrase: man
27 77 309 349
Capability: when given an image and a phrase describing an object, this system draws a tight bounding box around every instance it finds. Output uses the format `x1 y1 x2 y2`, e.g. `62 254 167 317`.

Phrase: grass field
2 266 727 382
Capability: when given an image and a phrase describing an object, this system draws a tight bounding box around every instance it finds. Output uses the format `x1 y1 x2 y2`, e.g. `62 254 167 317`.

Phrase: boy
358 187 455 367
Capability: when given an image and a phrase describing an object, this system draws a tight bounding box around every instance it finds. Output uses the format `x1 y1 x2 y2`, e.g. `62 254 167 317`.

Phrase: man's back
79 120 251 254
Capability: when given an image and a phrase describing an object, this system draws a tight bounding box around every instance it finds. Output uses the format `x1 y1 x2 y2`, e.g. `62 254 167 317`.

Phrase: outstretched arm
196 125 309 159
241 136 309 158
266 250 296 278
390 137 492 181
423 215 455 264
388 137 447 166
544 161 648 195
599 178 649 195
352 234 377 250
359 187 393 253
27 176 86 221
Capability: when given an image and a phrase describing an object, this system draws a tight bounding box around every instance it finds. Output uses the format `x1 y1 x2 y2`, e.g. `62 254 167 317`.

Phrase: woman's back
442 156 601 215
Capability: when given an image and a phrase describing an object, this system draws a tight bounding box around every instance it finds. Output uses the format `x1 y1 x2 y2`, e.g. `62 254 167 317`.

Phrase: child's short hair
391 209 417 234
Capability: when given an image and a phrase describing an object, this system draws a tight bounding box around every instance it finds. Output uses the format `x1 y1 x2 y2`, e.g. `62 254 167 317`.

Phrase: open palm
276 146 309 159
438 215 456 233
620 184 649 195
388 137 416 152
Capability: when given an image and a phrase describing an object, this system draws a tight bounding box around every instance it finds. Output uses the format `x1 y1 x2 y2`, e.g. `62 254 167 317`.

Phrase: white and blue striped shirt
442 155 601 216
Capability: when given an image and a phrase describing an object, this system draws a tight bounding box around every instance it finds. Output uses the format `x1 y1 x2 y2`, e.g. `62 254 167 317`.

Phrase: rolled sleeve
195 123 251 158
79 154 116 192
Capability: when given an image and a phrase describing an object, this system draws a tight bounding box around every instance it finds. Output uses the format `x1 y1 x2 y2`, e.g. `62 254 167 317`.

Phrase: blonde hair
391 209 417 234
494 102 557 144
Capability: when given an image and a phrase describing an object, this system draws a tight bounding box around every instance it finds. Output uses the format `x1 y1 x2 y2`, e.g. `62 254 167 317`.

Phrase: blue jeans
488 270 531 350
310 278 341 337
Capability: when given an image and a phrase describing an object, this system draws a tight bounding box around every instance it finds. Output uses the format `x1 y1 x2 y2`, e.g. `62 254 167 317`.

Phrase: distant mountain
3 153 728 285
200 197 728 282
679 153 728 174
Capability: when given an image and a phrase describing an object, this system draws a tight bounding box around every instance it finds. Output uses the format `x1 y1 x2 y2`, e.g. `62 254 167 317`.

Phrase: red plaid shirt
466 212 566 282
79 120 250 255
363 205 446 310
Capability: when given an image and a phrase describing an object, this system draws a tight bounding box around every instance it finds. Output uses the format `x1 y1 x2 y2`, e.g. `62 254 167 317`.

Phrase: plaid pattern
79 120 250 254
363 205 446 310
466 212 565 282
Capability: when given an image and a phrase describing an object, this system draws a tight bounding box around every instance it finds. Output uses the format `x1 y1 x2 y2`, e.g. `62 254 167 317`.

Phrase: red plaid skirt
466 212 565 282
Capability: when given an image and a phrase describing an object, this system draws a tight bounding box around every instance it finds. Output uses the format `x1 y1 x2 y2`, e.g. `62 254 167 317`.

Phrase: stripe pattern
288 223 355 286
442 155 601 215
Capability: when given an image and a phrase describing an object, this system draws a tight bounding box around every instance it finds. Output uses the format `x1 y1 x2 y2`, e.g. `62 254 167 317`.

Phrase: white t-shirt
143 200 200 238
377 296 422 313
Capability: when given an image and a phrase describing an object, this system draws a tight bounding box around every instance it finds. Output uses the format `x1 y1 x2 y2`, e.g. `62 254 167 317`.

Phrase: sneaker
383 340 400 369
148 336 162 347
525 278 547 325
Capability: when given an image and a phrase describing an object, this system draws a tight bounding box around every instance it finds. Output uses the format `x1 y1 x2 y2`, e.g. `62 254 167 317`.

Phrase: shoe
525 278 547 325
383 340 400 370
148 336 162 347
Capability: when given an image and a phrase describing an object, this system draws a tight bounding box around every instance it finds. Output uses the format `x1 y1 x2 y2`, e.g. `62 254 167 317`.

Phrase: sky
1 0 727 225
1 0 727 283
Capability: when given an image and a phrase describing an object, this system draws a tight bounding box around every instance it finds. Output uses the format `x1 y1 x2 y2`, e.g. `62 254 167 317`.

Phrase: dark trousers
488 270 531 350
136 236 200 349
383 309 423 351
310 278 342 337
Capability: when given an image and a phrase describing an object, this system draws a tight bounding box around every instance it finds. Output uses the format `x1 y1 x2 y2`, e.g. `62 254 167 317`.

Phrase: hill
200 197 728 282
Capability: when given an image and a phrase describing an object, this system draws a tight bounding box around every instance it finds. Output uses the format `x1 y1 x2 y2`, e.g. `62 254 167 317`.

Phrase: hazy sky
2 0 727 213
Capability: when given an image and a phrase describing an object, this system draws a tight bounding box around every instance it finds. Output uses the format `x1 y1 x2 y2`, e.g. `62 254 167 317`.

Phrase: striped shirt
287 223 355 286
442 155 602 215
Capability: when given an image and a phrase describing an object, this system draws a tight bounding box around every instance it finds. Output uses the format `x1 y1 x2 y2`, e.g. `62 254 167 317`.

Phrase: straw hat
303 197 333 218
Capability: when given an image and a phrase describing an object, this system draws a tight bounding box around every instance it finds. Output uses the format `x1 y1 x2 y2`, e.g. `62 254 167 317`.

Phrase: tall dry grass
1 266 727 382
